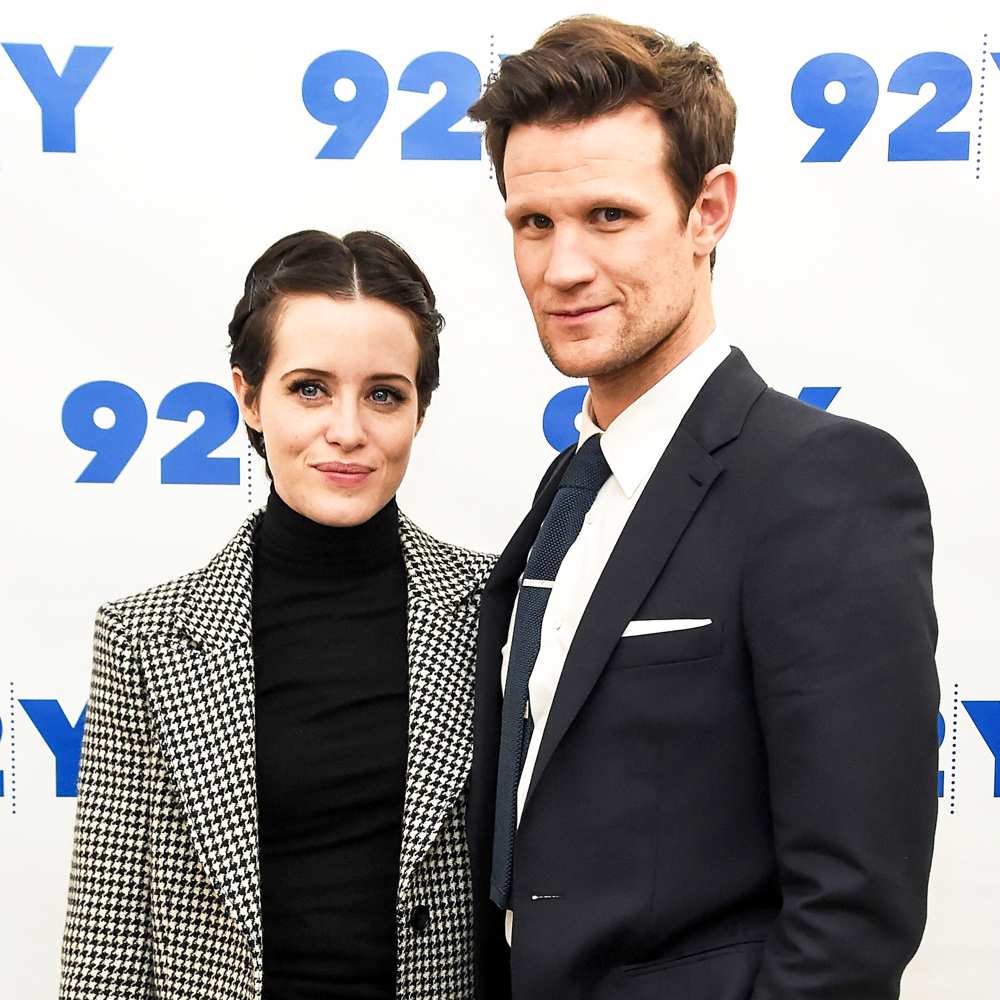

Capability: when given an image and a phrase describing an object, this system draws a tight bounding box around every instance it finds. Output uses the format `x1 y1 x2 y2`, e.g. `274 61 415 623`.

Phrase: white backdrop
1 1 997 996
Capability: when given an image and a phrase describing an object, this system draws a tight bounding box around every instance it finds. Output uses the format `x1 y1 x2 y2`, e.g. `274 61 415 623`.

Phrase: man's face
503 104 699 381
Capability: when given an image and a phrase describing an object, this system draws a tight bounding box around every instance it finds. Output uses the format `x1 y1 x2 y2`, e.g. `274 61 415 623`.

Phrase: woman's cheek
284 406 327 453
390 415 419 463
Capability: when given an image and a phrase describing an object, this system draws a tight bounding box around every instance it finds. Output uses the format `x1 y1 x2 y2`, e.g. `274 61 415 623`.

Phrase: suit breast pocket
609 618 724 669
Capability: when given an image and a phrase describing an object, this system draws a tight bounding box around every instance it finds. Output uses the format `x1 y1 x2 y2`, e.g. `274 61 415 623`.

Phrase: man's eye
596 207 625 223
525 214 553 230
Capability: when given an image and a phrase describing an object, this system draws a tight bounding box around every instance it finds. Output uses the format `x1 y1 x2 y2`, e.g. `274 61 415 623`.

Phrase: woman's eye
370 386 402 406
596 207 625 223
293 381 323 400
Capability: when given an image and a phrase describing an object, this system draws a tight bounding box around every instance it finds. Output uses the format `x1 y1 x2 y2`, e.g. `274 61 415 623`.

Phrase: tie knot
559 434 611 496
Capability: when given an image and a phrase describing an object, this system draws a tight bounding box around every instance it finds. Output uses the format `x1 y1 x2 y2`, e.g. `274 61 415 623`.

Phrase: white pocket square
621 618 712 638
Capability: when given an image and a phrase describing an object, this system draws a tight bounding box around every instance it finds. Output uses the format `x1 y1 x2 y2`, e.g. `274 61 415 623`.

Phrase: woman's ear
231 368 263 432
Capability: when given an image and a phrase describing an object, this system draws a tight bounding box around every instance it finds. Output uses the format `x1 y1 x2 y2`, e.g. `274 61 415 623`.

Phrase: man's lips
548 303 612 319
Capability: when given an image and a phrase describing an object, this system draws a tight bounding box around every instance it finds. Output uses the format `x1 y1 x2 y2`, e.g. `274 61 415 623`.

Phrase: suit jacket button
408 904 430 932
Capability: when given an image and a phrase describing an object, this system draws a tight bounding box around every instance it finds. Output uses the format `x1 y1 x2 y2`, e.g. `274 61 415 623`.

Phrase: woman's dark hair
228 229 443 462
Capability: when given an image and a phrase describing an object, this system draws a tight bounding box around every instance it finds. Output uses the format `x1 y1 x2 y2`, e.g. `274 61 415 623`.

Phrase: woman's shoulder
98 510 262 643
397 511 497 602
98 569 196 636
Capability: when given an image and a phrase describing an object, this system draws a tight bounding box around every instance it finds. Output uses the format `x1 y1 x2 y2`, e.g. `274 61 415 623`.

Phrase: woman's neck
255 488 401 576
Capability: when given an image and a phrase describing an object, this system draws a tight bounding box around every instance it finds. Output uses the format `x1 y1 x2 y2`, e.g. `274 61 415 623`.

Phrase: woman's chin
284 483 389 528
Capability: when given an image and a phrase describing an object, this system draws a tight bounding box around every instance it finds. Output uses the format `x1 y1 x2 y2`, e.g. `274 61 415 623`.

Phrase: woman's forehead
269 294 419 376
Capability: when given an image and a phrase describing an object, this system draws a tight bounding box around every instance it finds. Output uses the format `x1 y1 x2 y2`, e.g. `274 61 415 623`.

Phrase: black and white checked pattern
60 509 495 1000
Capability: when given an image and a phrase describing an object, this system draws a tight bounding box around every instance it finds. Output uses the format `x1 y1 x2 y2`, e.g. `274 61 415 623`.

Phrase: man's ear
690 164 737 261
231 368 263 432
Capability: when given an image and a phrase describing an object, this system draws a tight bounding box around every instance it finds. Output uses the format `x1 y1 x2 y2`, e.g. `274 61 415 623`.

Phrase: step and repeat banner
1 1 997 996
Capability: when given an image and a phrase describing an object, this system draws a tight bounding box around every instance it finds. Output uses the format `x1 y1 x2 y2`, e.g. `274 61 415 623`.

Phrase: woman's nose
323 400 366 450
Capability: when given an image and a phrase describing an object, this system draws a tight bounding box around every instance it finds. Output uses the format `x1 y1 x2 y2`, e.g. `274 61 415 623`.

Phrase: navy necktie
490 434 612 909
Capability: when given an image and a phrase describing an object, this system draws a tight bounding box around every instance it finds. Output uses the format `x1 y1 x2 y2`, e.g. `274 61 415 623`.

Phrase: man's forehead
503 163 648 217
503 105 668 184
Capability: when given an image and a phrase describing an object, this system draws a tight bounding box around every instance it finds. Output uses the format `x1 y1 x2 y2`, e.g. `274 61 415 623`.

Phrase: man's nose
543 227 598 290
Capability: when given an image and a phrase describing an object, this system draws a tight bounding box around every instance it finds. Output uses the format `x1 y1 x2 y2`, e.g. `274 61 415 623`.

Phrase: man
465 15 938 1000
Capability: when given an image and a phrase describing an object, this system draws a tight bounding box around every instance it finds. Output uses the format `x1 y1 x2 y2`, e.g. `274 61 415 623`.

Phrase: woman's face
233 293 422 527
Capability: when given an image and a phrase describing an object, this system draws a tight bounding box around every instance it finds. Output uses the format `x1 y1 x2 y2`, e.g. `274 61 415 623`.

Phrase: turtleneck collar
255 487 402 577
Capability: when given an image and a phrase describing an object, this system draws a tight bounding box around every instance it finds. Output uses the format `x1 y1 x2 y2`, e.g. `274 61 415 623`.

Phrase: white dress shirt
501 330 730 942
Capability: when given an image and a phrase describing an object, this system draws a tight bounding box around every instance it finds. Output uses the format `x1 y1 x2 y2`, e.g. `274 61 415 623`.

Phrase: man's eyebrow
504 198 538 220
505 192 641 219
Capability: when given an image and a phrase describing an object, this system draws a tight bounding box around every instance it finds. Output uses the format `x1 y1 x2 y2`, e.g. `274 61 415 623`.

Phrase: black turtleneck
252 489 408 1000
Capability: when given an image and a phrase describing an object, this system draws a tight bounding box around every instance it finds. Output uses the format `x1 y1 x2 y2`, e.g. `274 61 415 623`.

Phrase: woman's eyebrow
280 367 414 386
280 367 331 379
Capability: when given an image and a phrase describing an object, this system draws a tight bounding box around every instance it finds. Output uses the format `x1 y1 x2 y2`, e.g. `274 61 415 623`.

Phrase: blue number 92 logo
302 50 481 160
791 48 997 162
61 381 240 484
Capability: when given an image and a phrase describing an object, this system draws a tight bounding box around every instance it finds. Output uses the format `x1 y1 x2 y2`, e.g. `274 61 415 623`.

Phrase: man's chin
541 339 629 380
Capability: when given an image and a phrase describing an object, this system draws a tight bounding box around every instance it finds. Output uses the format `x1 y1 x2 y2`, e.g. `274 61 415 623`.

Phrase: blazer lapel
396 513 491 898
467 447 574 886
523 348 767 812
142 512 264 971
478 446 574 671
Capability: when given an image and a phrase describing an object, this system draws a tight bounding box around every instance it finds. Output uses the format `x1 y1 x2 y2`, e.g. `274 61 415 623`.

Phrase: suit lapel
467 447 574 886
478 446 574 667
522 430 721 809
522 348 767 813
142 513 263 971
396 513 491 897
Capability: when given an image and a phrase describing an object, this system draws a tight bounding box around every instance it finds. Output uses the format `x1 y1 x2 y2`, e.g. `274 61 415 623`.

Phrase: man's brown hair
468 15 737 262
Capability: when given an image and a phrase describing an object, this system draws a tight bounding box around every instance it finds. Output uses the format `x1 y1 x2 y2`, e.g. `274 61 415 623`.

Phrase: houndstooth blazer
60 509 496 1000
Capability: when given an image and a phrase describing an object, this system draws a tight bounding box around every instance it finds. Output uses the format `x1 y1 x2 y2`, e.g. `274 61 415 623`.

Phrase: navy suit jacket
468 348 939 1000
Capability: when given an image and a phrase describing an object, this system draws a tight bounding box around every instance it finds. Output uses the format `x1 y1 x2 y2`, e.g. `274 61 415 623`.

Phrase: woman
60 230 495 1000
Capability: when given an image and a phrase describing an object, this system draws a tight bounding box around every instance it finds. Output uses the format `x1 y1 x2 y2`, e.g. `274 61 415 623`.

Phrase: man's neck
589 301 716 430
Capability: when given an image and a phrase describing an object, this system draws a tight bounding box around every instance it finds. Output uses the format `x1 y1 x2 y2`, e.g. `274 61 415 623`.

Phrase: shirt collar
577 329 731 499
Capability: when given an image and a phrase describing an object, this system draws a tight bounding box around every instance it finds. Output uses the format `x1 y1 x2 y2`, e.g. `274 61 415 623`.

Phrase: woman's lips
313 462 374 487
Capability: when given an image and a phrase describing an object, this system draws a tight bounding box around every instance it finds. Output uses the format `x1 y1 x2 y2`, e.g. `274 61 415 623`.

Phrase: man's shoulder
747 386 914 464
739 387 927 510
